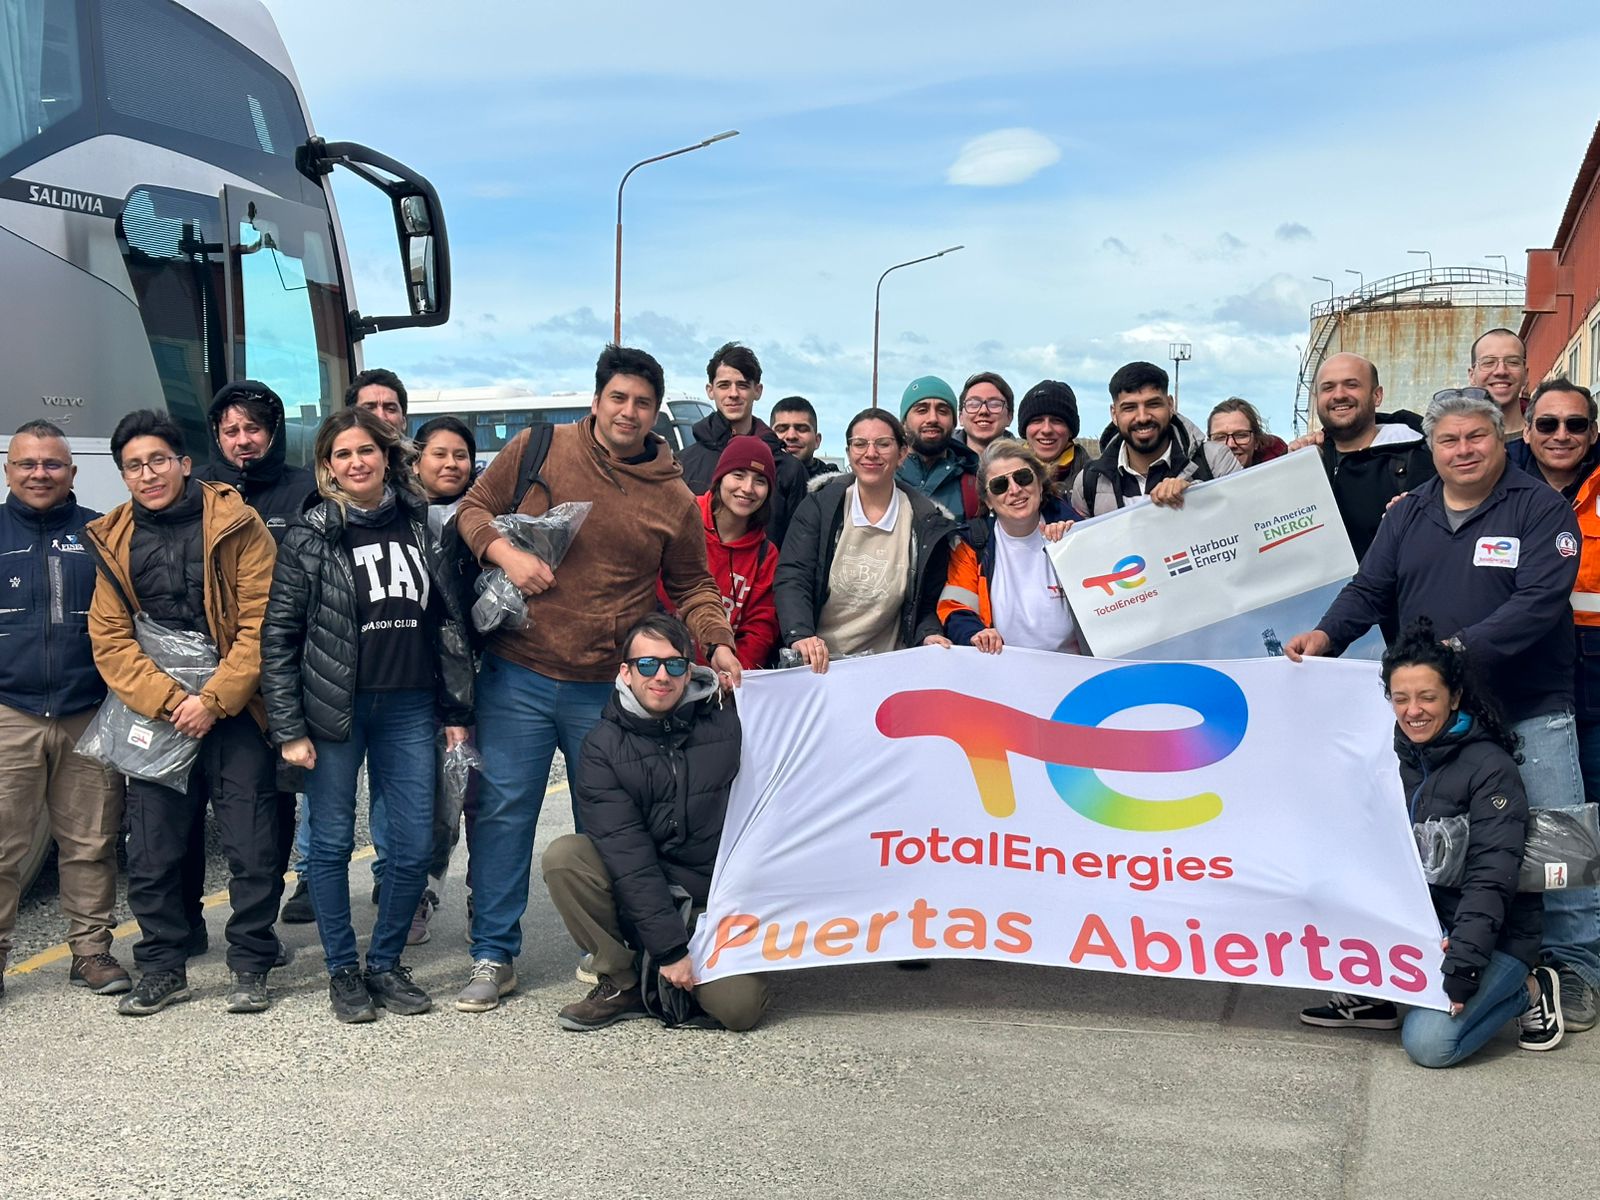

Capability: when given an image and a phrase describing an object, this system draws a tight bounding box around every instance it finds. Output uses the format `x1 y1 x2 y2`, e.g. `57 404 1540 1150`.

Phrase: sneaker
280 878 315 924
1298 992 1401 1030
1520 965 1566 1051
69 952 132 995
224 971 271 1013
117 969 191 1016
455 958 516 1012
1557 966 1597 1033
329 966 377 1023
364 963 432 1015
575 953 598 985
406 889 438 947
557 976 649 1032
185 924 209 959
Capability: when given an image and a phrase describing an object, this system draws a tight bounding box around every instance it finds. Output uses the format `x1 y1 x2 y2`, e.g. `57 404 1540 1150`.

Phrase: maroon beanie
712 435 778 492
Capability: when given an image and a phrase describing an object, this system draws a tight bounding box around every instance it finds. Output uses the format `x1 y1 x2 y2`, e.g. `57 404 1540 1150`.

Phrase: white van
406 386 712 465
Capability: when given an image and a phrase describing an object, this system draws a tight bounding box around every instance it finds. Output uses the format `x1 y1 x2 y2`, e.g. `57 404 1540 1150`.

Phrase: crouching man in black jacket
542 613 768 1032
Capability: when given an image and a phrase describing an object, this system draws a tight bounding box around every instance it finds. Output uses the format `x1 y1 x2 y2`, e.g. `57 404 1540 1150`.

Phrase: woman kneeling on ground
938 438 1081 655
261 408 474 1024
1384 618 1563 1066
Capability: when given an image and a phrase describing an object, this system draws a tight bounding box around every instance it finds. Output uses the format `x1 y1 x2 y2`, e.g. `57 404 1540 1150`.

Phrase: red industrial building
1522 120 1600 385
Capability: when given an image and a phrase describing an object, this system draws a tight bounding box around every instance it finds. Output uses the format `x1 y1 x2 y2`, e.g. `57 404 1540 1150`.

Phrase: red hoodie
658 492 780 670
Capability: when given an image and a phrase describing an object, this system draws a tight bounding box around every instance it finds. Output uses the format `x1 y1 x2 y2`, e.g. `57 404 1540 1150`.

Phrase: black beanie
1019 381 1080 441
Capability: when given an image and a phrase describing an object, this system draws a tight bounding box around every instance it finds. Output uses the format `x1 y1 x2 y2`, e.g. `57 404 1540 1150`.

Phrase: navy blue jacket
1317 463 1579 721
0 491 106 717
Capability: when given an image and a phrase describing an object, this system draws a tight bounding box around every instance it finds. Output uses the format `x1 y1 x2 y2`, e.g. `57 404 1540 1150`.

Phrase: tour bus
407 387 713 464
2 0 452 889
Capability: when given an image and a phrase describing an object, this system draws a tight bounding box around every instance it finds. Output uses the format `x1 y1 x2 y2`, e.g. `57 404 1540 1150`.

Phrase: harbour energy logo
876 663 1249 832
1081 555 1148 595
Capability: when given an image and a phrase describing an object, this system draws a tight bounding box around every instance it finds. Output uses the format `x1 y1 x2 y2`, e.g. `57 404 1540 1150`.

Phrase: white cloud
945 128 1061 187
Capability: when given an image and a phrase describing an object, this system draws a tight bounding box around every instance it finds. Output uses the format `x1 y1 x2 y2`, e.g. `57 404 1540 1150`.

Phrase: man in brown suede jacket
450 344 739 1012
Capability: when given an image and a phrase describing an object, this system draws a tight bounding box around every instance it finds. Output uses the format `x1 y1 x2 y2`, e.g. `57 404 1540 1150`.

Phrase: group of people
0 327 1594 1064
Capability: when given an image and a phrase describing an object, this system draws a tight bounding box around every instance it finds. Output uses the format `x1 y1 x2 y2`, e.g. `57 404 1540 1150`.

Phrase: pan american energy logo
876 663 1249 832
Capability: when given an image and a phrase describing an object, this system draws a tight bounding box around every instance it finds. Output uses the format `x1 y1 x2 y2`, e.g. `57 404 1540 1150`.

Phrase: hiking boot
224 971 271 1013
575 953 598 985
185 924 209 959
330 966 377 1024
280 878 315 924
1298 992 1401 1030
1557 966 1597 1033
557 976 649 1032
1520 965 1565 1051
69 952 132 995
117 970 191 1016
406 889 438 947
364 963 432 1015
455 958 516 1012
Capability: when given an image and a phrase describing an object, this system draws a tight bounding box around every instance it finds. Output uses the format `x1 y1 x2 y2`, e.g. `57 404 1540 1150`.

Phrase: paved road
4 786 1596 1199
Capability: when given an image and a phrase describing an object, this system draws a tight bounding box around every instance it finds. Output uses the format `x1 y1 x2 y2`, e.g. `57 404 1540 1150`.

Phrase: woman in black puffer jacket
1387 619 1562 1066
261 408 473 1024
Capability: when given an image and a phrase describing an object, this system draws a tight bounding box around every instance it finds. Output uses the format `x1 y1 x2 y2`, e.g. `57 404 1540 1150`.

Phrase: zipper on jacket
37 514 54 717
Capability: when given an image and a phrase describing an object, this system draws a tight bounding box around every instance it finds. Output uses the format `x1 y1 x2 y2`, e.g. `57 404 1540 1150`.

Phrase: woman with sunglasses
774 408 959 673
938 439 1082 655
1207 398 1287 470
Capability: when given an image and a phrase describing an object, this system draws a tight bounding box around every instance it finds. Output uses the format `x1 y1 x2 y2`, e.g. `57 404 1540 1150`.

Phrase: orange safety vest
1572 468 1600 627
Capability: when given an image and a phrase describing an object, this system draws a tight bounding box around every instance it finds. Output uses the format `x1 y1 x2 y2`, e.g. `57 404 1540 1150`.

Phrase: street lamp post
1345 268 1364 294
1487 253 1509 277
1407 248 1433 281
871 246 964 406
1312 275 1336 306
1168 342 1192 405
613 130 739 343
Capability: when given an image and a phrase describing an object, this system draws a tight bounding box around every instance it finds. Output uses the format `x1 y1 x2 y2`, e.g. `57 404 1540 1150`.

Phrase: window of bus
0 0 88 168
463 408 590 454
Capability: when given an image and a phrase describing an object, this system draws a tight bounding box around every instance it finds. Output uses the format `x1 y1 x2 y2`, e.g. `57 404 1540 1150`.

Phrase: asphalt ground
4 763 1598 1199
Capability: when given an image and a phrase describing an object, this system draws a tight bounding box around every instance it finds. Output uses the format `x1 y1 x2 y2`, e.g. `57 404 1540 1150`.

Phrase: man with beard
1469 328 1529 443
1070 362 1238 516
896 376 981 520
1312 353 1434 562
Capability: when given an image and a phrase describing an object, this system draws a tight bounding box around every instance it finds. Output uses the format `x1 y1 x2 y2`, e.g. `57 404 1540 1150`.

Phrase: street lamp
1486 253 1509 277
613 130 740 343
871 246 964 406
1168 342 1192 405
1312 275 1336 306
1407 248 1433 280
1345 268 1364 294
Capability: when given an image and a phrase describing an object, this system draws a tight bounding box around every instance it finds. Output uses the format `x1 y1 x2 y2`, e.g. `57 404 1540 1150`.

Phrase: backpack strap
959 471 980 520
85 537 138 617
511 422 556 511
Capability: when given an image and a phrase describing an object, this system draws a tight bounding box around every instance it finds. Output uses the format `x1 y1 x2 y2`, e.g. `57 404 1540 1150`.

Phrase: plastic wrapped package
775 647 875 670
1414 806 1600 892
75 614 219 793
439 740 484 832
470 502 593 634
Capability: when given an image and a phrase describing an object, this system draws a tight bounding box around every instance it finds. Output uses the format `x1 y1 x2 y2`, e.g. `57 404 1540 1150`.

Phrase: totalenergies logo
875 663 1248 832
1479 539 1514 558
1081 555 1148 595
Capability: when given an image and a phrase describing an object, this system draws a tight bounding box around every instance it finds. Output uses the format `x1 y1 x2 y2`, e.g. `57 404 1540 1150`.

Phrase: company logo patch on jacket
1472 537 1519 568
1557 532 1578 559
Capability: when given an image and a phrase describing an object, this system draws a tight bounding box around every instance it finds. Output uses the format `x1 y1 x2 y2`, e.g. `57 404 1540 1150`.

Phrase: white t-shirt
989 524 1079 653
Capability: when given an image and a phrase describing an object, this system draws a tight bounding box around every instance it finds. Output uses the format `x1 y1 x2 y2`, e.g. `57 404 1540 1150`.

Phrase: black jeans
125 714 280 975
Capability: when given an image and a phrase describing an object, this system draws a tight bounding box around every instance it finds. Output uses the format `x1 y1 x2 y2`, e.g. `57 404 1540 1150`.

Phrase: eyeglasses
1209 431 1255 446
1533 415 1593 436
6 459 69 473
119 454 181 479
962 398 1007 414
847 437 898 454
986 466 1037 496
1474 356 1525 370
628 655 690 678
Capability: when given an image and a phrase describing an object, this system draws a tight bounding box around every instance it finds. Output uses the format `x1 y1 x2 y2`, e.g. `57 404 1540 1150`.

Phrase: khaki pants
0 704 124 957
542 833 769 1031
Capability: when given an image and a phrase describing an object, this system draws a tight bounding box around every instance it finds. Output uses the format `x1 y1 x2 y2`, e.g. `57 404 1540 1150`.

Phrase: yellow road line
10 782 569 977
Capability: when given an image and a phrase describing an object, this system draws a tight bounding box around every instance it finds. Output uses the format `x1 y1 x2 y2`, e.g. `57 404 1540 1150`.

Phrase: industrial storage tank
1295 267 1524 433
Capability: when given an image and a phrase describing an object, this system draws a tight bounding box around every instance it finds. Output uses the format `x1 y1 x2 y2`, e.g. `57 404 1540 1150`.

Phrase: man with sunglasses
542 613 767 1032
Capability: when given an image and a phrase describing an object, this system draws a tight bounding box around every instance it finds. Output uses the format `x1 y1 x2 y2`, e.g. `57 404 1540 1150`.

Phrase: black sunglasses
986 466 1037 496
628 655 690 678
1533 415 1593 436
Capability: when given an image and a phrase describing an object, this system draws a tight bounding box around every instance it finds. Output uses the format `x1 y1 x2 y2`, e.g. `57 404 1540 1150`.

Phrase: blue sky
263 0 1600 444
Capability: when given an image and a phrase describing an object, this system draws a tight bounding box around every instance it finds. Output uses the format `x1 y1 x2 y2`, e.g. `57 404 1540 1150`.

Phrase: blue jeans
467 654 609 962
1401 950 1532 1068
1512 709 1600 987
304 690 435 974
291 778 386 882
1577 717 1600 804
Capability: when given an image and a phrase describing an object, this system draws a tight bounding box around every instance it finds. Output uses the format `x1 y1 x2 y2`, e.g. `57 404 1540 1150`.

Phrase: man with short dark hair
1018 380 1090 492
87 410 281 1016
896 375 981 520
1468 328 1529 442
542 612 766 1032
0 421 129 998
1071 362 1238 515
678 343 808 547
770 396 836 479
346 368 408 431
955 372 1015 455
453 345 741 1013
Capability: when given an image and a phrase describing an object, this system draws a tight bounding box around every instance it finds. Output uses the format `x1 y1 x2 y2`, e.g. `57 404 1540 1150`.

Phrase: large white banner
691 647 1447 1011
1048 450 1372 660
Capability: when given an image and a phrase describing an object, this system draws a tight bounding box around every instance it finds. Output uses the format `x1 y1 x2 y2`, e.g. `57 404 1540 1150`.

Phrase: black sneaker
117 970 191 1016
329 966 377 1024
365 963 432 1015
225 971 271 1013
1298 992 1401 1030
281 879 315 924
185 924 209 958
1519 965 1565 1052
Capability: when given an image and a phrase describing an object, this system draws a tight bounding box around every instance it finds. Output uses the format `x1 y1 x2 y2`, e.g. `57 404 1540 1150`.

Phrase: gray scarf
345 484 398 528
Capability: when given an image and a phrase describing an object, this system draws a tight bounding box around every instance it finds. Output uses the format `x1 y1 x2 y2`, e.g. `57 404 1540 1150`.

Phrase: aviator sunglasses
986 466 1037 496
628 655 690 677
